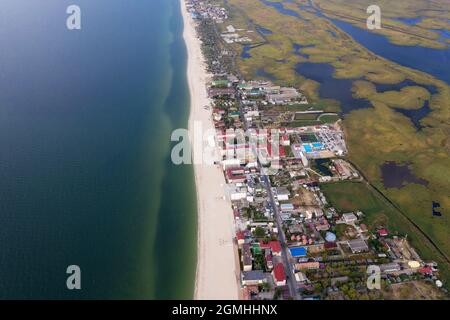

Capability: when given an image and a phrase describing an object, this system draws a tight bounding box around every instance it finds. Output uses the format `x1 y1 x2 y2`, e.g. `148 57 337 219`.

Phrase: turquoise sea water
0 0 196 299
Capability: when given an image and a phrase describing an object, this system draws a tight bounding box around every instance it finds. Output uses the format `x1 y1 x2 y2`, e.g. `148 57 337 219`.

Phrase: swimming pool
303 144 312 153
289 247 307 257
312 142 323 149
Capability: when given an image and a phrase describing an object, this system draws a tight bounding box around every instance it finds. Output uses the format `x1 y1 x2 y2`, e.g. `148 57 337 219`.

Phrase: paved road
262 175 301 300
236 92 300 299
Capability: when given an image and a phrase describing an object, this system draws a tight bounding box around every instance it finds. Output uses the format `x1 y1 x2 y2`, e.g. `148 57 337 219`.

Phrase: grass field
321 181 450 287
383 281 447 300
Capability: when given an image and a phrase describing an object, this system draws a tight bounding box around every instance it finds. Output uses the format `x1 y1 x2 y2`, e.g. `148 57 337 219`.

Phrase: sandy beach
181 1 240 300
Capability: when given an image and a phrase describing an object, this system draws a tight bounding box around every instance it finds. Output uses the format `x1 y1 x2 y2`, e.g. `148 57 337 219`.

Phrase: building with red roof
225 167 246 183
419 266 433 275
272 263 286 287
236 231 245 246
259 240 282 256
266 144 286 160
281 135 290 146
378 229 389 237
324 241 338 250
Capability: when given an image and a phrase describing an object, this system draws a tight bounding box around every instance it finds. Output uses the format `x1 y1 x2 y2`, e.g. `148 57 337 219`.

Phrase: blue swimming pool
312 142 323 149
289 247 307 257
303 144 312 153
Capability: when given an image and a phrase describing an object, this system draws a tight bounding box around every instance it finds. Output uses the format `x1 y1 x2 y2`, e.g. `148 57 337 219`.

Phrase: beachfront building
242 244 253 272
242 271 266 286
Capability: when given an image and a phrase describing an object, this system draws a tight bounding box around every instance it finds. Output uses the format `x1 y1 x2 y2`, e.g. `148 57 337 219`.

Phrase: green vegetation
291 112 340 125
243 206 269 221
253 254 266 271
352 80 432 110
321 181 450 287
254 226 266 238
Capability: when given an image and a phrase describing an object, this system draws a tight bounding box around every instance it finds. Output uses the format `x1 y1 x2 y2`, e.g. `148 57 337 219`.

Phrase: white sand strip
180 0 240 300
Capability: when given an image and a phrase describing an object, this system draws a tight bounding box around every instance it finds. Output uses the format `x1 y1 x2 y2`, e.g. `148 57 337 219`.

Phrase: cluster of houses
187 0 446 300
186 0 228 23
204 73 444 300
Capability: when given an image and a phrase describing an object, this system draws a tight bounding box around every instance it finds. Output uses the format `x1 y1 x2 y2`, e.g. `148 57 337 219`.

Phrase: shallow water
381 162 428 189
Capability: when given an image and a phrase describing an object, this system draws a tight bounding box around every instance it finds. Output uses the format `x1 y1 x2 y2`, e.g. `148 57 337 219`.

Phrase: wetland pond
295 62 372 114
380 161 428 189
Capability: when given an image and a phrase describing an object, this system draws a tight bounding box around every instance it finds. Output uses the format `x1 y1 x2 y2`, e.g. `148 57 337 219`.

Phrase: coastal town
184 0 448 300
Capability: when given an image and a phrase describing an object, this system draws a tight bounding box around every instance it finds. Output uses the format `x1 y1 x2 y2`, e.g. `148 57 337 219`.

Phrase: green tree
254 226 266 238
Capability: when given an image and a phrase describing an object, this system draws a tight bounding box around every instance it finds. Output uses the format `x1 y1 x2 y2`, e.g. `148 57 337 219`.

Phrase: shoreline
180 0 240 300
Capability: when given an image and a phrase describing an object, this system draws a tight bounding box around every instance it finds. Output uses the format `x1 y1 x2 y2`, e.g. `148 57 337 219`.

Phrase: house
242 270 266 286
347 239 369 253
275 187 290 201
242 287 251 300
260 240 282 256
281 135 290 146
324 241 338 250
267 143 286 160
225 167 247 184
229 184 247 201
272 263 286 287
380 262 401 273
342 213 358 224
315 217 330 231
280 203 294 212
419 266 433 275
265 250 274 270
295 262 320 270
295 272 308 283
378 229 389 237
208 87 235 98
216 129 237 143
360 224 368 233
242 244 253 271
236 231 245 246
222 158 241 170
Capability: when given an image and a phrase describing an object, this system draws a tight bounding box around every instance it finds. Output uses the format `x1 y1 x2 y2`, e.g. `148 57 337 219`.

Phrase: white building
343 212 358 224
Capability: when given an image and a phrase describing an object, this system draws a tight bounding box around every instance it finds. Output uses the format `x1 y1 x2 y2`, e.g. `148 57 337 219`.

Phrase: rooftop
243 270 265 281
273 263 286 282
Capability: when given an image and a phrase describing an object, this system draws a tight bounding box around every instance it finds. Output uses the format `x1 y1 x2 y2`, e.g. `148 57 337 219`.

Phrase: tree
347 288 358 300
273 288 282 300
254 226 266 238
314 282 323 292
260 282 272 292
